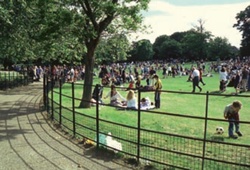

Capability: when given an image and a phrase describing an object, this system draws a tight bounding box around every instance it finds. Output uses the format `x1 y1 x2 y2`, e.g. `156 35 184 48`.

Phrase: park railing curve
0 71 31 90
43 74 250 170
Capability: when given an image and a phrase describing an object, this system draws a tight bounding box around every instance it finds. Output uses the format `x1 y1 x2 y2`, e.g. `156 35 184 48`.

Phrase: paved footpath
0 81 135 170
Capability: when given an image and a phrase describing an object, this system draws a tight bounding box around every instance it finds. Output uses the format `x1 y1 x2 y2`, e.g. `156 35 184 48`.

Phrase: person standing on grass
234 70 241 95
153 74 162 109
191 67 202 93
241 66 249 92
199 68 206 86
224 100 243 139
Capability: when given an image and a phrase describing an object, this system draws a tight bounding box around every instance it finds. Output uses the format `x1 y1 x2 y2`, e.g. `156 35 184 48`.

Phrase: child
224 100 243 139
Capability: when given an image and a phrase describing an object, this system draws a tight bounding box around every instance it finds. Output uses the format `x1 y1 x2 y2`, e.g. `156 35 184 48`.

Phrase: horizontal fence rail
43 74 250 170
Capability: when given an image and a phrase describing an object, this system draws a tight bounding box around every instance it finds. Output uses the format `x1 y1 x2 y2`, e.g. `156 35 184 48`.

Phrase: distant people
149 66 156 86
234 70 241 95
219 67 228 92
241 66 249 92
135 75 142 89
162 66 167 79
199 68 206 86
191 67 202 93
69 67 75 82
81 65 85 80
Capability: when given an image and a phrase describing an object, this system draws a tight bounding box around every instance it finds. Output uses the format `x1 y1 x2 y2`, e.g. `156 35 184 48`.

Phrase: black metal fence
0 71 31 90
43 75 250 170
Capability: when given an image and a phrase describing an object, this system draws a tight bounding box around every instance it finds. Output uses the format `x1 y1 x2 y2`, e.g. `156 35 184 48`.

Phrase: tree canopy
234 5 250 56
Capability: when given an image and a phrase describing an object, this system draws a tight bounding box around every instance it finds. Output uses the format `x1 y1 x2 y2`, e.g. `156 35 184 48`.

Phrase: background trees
234 5 250 56
1 1 249 107
129 39 153 61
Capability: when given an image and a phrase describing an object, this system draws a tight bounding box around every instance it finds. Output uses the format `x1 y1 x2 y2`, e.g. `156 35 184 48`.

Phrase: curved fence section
43 75 250 170
0 71 31 90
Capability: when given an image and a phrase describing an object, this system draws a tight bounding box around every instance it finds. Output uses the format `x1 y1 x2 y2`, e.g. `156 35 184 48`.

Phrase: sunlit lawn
52 69 250 145
49 68 250 169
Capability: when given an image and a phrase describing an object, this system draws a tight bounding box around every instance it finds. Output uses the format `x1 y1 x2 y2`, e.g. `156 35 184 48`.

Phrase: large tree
0 0 35 69
152 35 170 59
95 34 131 64
72 0 150 108
234 5 250 56
129 39 153 61
207 37 233 61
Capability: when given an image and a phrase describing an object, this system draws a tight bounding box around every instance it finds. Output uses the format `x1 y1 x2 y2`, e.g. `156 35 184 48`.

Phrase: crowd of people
9 57 249 140
218 57 250 95
10 57 250 109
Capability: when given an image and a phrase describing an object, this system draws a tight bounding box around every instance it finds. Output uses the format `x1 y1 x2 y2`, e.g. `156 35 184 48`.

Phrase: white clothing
192 69 200 77
105 91 126 103
219 71 228 81
126 98 137 109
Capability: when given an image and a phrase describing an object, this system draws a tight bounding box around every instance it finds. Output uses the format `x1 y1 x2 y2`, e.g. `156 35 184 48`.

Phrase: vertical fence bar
72 82 76 136
51 77 54 120
137 89 141 162
43 74 46 107
201 91 209 170
12 71 15 88
59 78 62 125
96 84 100 149
4 72 7 90
8 71 10 88
46 75 50 113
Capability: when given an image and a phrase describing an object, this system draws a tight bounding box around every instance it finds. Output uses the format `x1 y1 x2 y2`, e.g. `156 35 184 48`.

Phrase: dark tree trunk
79 39 98 108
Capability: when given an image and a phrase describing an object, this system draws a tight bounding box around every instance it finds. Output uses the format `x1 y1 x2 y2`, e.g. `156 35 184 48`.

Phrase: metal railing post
51 77 54 120
201 91 209 170
43 74 46 107
96 84 100 149
72 82 76 136
137 89 141 162
59 78 62 125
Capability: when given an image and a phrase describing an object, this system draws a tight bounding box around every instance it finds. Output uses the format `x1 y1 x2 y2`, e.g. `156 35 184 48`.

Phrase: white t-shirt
219 71 228 81
127 98 137 109
192 69 200 77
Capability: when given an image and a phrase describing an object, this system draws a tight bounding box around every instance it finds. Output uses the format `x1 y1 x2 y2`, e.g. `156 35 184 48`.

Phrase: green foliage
129 39 154 61
95 34 131 64
159 38 182 59
207 37 233 61
234 5 250 56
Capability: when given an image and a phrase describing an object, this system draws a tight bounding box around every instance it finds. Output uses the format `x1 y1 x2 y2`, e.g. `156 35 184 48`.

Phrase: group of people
219 64 249 95
91 74 162 110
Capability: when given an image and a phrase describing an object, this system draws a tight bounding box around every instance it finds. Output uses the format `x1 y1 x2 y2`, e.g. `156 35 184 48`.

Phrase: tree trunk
79 41 97 108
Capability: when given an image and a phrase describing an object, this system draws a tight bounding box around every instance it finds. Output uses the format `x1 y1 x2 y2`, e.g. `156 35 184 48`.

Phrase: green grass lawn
53 70 250 144
50 69 250 169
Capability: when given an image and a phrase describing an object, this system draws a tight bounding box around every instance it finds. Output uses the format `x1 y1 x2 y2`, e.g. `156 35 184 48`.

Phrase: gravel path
0 81 135 170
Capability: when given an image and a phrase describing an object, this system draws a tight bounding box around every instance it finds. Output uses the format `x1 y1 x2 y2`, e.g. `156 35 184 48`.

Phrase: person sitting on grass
104 85 126 107
125 90 137 109
90 84 103 106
